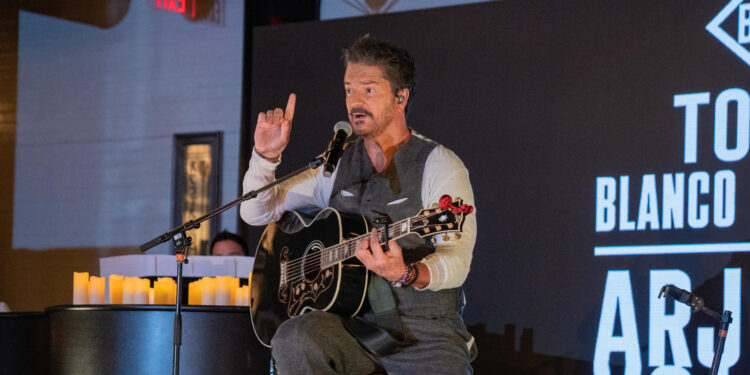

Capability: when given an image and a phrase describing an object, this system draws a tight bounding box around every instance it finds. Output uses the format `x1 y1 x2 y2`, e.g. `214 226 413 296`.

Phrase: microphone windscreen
334 121 353 136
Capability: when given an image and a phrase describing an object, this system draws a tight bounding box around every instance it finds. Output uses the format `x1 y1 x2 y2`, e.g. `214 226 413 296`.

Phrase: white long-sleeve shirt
240 136 477 291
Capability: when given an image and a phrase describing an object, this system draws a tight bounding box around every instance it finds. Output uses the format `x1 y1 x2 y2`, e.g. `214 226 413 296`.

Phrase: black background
248 0 750 372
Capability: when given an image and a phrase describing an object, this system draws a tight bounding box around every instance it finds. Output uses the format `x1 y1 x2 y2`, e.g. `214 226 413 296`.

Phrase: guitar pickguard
277 242 336 317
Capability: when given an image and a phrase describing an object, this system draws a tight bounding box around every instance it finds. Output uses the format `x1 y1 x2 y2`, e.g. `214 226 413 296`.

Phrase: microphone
323 121 352 177
658 284 705 313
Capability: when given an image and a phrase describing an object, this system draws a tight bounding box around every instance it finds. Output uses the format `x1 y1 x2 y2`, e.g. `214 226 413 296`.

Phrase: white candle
134 278 149 304
200 277 216 305
230 277 239 305
88 276 105 304
154 278 170 305
123 277 138 304
73 272 89 305
216 276 232 306
109 275 124 304
235 285 249 306
168 278 176 305
188 280 201 305
234 284 241 306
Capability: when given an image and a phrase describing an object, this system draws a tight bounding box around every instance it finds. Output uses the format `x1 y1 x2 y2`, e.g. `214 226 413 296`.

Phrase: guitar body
248 196 473 347
250 208 371 347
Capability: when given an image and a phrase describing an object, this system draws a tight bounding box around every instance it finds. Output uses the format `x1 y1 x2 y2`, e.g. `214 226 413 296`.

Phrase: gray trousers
271 310 473 375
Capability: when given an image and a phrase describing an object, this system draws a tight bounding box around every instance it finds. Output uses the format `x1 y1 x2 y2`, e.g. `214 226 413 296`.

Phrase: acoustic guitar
249 195 473 347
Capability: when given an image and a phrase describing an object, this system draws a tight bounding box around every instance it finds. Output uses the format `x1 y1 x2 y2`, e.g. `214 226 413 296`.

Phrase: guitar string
286 213 446 279
281 222 403 278
281 213 426 273
280 214 431 281
281 215 413 270
282 212 457 282
286 213 452 281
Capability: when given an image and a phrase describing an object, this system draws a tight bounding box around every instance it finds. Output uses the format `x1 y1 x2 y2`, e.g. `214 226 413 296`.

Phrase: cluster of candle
73 272 106 304
72 272 252 306
188 276 251 306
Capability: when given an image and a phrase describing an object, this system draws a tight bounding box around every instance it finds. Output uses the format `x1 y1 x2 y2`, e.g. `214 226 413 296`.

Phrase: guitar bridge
279 261 287 286
279 247 290 288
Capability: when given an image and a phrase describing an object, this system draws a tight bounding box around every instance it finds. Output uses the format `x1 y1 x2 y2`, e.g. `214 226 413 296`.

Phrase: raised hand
254 93 296 160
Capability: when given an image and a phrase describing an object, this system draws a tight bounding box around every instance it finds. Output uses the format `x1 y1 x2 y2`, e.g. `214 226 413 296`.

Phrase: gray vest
328 133 463 318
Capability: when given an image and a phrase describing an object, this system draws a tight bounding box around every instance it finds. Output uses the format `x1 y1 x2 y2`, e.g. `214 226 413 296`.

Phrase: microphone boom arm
658 284 722 320
139 155 324 252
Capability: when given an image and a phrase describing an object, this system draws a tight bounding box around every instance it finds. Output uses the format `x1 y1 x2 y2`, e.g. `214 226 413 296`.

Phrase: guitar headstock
410 195 473 240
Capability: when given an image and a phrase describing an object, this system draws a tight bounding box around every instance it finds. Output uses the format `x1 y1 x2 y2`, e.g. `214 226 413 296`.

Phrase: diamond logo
707 0 750 66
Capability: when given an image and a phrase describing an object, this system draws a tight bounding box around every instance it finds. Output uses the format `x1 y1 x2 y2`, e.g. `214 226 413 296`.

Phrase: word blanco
594 269 741 375
595 171 735 232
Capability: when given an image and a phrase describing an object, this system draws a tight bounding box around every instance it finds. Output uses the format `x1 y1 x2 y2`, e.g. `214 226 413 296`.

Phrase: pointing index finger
284 93 296 121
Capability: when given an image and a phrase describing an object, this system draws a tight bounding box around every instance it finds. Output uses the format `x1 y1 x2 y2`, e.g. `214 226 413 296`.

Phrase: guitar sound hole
301 243 323 282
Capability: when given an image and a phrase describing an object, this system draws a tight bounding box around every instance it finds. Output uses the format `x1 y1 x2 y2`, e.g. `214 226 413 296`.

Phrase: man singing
241 34 477 374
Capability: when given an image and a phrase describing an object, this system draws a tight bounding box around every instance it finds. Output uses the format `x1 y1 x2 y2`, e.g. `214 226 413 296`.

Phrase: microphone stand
140 155 325 375
658 286 733 375
709 310 733 375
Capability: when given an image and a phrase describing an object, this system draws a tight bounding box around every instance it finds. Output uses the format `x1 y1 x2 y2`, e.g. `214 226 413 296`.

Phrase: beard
349 107 394 138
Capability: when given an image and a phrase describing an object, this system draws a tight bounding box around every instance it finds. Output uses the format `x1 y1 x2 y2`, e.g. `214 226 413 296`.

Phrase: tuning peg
454 233 461 240
442 234 451 242
431 237 437 244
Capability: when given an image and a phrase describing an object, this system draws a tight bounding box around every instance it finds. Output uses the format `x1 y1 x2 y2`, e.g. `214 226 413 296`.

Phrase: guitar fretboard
319 218 411 269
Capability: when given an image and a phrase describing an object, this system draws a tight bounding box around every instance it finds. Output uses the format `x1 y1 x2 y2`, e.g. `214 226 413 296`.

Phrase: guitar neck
319 218 411 269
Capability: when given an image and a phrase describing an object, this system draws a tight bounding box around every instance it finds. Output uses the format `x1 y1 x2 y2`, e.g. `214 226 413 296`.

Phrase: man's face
212 240 245 256
344 63 400 138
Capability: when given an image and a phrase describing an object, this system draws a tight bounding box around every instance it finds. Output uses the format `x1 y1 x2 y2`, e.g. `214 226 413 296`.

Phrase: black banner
251 1 750 373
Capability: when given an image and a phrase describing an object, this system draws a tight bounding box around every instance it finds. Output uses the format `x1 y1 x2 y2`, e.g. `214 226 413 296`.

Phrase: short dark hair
342 34 416 112
210 231 249 256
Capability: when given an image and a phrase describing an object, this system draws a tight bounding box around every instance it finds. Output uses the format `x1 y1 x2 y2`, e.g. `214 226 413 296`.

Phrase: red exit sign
152 0 217 22
155 0 194 17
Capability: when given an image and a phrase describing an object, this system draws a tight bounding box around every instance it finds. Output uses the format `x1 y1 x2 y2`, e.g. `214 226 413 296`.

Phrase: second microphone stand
659 285 733 375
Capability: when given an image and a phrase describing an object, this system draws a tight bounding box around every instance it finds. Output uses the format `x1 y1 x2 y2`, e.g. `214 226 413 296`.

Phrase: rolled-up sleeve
240 148 332 226
418 146 477 291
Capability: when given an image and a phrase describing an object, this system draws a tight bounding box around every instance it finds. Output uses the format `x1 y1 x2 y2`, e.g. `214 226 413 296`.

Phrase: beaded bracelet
390 263 419 287
405 263 419 287
390 265 410 287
